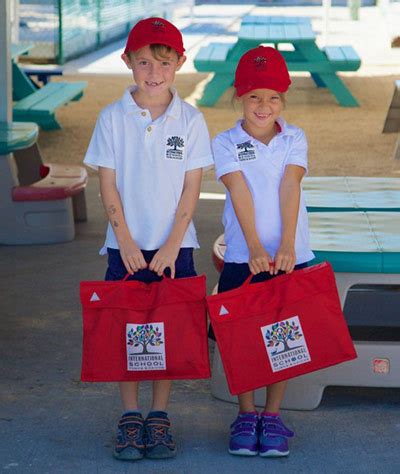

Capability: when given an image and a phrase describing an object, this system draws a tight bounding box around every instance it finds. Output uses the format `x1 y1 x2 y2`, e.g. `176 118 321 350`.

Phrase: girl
212 46 314 457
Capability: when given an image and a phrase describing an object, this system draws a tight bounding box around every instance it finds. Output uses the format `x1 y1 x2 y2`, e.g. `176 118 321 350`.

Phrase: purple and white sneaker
259 414 294 457
228 413 259 456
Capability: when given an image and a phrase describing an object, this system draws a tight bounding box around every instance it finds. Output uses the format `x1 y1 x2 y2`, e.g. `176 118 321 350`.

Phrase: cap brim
235 77 291 96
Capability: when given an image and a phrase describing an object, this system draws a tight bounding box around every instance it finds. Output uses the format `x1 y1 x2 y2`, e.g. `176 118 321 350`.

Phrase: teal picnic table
194 16 361 107
11 43 87 130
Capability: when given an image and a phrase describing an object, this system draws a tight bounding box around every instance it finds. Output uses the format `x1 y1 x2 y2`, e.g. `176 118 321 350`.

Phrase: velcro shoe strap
262 419 294 438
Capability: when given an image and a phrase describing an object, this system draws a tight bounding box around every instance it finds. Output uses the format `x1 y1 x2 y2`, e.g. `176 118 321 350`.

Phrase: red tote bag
80 274 210 382
206 262 357 395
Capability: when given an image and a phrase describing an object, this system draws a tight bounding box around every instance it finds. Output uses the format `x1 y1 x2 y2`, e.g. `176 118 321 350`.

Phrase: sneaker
113 412 145 461
228 413 259 456
258 414 294 457
144 411 177 459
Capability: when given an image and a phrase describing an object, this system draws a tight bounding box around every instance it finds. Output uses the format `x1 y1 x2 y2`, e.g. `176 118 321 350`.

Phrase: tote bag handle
242 262 275 288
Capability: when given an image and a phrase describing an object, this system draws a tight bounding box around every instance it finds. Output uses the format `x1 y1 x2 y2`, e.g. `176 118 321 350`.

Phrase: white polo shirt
213 118 315 265
84 86 213 254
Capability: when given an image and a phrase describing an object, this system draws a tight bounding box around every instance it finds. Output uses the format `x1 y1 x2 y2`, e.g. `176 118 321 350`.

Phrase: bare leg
264 381 288 413
151 380 173 411
238 391 256 413
119 381 139 411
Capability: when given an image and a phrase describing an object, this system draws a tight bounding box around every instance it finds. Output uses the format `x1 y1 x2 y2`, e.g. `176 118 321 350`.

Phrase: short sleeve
185 113 214 171
83 110 115 170
284 128 308 172
212 133 241 181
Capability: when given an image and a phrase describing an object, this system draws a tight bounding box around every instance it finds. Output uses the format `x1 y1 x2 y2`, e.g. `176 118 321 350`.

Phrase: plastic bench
0 121 88 245
194 42 234 72
323 46 361 71
13 81 87 130
210 212 400 410
303 176 400 212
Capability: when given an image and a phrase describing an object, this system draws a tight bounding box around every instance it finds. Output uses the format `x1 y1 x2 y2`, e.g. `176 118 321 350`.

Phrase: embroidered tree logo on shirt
127 324 163 355
236 141 254 153
167 136 185 150
264 320 303 355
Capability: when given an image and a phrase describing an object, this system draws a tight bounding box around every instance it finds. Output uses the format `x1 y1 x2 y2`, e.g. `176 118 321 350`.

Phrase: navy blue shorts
105 247 197 283
209 262 309 340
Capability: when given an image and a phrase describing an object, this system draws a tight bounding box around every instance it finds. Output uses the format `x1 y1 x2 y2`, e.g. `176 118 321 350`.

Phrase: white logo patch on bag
219 305 229 316
235 141 257 161
261 316 311 372
165 135 185 160
126 323 166 371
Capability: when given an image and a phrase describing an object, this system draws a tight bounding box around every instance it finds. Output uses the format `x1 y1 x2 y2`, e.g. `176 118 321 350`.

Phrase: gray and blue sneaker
228 413 259 456
144 411 177 459
258 414 294 457
113 412 145 461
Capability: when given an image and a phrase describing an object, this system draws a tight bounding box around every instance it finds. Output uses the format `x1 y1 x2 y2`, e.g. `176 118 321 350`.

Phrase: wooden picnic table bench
12 44 87 130
194 16 361 107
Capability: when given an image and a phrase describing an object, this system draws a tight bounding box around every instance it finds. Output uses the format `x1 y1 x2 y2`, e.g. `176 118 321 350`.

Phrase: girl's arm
149 168 202 278
275 164 306 274
221 171 273 275
99 167 147 274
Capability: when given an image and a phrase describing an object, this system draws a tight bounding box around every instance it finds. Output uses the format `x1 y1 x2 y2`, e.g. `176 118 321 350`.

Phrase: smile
146 81 164 87
254 113 272 119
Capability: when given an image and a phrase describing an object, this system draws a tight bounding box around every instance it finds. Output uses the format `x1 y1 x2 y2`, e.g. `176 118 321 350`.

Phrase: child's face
240 88 283 131
122 45 186 98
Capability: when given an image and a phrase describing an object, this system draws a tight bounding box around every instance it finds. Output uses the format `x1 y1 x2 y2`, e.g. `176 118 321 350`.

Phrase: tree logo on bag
261 316 311 373
126 323 166 371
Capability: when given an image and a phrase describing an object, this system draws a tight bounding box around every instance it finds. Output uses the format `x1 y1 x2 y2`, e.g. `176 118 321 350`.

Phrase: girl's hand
274 243 296 275
149 243 180 278
249 244 274 275
119 239 147 275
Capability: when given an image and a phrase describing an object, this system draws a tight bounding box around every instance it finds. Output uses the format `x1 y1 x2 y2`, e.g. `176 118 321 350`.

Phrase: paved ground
2 179 400 473
2 3 400 473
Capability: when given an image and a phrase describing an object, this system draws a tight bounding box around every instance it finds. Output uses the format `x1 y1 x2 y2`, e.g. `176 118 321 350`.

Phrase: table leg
295 42 359 107
12 61 36 101
197 73 234 107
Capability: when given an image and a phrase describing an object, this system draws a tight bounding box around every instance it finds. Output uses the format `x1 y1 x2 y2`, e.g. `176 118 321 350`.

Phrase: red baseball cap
124 17 185 56
234 46 291 97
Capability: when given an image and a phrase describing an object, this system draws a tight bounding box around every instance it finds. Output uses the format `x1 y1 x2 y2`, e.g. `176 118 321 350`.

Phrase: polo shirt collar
231 116 295 144
121 85 181 119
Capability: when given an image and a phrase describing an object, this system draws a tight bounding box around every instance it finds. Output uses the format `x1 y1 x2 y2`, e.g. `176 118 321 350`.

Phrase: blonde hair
129 44 181 61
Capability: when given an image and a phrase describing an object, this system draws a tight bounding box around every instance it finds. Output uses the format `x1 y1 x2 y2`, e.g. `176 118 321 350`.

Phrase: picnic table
11 43 87 130
194 16 361 107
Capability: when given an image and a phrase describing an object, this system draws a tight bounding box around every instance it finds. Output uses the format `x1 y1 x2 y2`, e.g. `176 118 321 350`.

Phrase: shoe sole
145 446 177 459
113 449 144 461
228 448 258 456
259 450 289 458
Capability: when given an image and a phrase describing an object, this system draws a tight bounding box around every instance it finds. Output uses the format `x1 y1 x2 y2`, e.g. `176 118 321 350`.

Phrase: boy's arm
149 168 202 278
275 164 306 274
99 167 147 274
221 171 273 275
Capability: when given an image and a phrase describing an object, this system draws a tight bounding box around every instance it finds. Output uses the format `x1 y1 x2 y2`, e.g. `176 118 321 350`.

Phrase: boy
84 17 213 461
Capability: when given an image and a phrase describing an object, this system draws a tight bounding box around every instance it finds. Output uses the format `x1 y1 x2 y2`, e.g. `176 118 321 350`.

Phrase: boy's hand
249 243 274 275
149 243 180 278
119 239 147 275
274 243 296 275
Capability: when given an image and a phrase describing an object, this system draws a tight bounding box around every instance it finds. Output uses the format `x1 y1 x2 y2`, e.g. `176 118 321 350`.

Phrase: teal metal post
57 0 64 64
0 0 12 122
